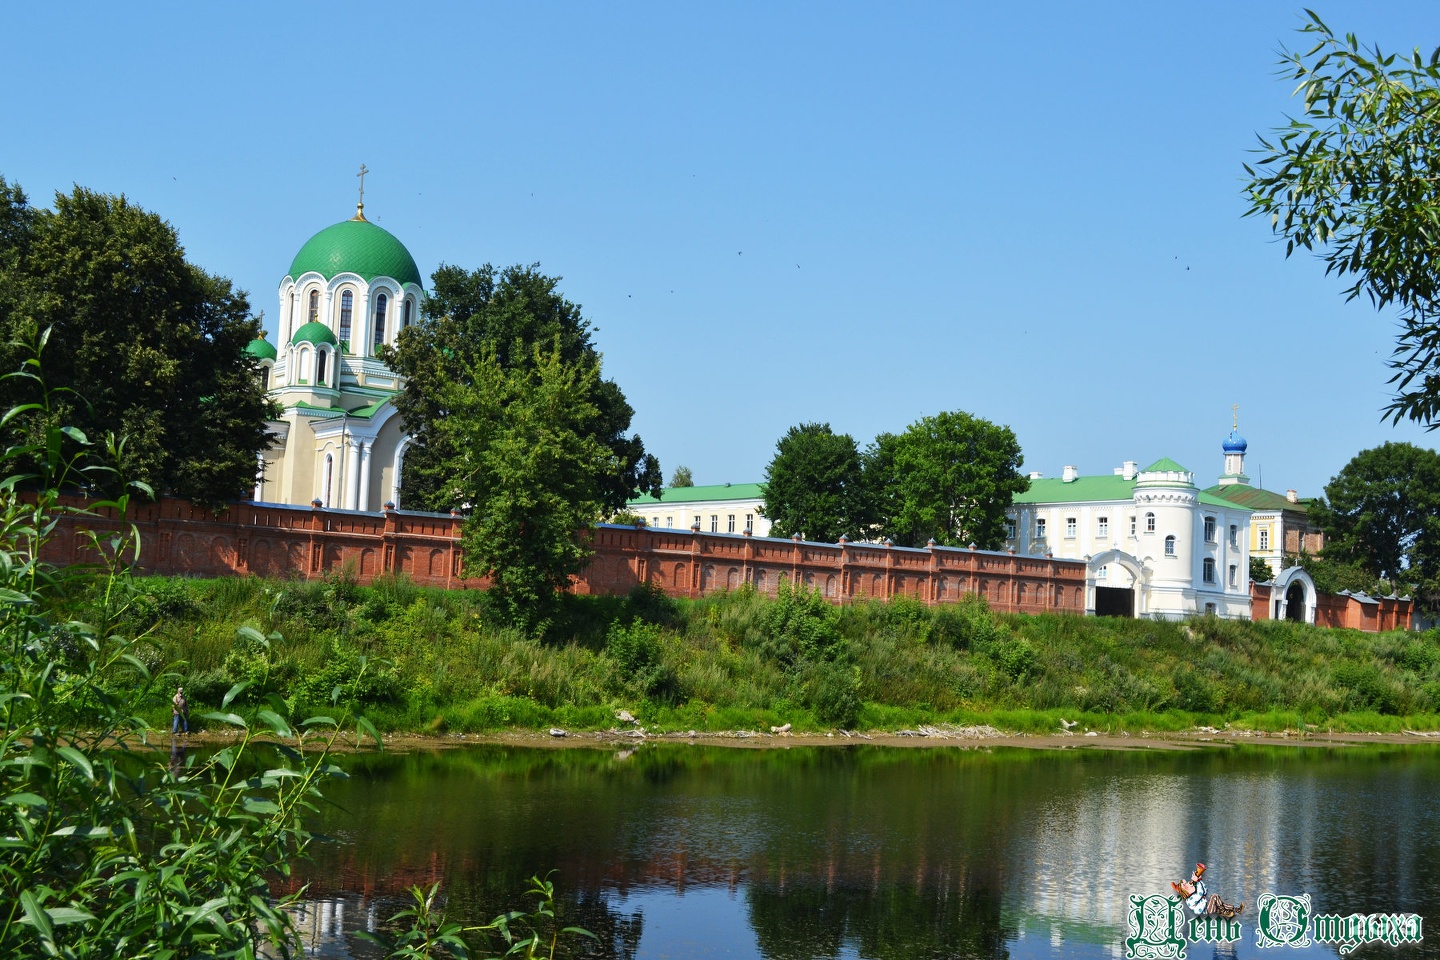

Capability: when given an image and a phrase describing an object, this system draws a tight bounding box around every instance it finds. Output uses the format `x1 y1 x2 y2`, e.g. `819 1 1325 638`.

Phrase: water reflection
286 743 1440 958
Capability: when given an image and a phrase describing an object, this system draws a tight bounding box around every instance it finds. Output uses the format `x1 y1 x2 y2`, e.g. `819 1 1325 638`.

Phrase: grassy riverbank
124 572 1440 736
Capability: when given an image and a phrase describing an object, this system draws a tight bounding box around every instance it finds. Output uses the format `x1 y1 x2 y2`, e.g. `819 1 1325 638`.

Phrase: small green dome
287 216 423 287
290 321 338 347
245 336 278 361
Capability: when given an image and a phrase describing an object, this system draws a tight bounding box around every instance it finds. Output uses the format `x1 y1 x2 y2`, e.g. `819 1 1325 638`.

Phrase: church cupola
1218 406 1249 486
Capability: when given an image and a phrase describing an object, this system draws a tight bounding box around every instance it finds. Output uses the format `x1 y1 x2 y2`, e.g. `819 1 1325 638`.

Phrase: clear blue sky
5 2 1437 498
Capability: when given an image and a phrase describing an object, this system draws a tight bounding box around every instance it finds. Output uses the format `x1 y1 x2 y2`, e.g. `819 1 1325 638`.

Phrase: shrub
757 582 846 668
605 620 680 702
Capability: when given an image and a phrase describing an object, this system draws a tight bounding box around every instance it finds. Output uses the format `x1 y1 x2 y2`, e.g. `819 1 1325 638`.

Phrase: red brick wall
1250 582 1412 632
40 497 1087 613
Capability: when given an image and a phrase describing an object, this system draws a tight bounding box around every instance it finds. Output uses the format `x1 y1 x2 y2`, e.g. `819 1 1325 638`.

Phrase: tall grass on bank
132 575 1440 735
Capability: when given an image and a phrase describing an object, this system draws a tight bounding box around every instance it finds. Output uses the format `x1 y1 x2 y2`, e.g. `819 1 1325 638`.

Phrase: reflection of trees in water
746 879 1012 960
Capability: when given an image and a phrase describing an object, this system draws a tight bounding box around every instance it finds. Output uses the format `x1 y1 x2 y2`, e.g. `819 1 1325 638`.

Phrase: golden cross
1232 403 1239 430
356 163 369 206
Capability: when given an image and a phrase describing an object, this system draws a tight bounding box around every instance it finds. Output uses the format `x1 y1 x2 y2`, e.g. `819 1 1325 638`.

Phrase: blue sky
5 2 1438 498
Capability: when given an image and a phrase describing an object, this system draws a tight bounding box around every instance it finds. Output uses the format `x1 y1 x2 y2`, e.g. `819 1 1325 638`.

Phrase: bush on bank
132 573 1440 735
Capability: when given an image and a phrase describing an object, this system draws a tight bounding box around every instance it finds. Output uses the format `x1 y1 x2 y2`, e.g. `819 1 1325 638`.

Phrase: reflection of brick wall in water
41 496 1087 612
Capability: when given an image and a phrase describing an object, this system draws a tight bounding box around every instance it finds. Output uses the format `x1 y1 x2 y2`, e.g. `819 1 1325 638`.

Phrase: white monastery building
1006 454 1253 620
626 483 772 537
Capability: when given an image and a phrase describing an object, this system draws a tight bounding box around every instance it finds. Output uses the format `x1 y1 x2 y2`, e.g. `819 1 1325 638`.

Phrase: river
274 741 1438 958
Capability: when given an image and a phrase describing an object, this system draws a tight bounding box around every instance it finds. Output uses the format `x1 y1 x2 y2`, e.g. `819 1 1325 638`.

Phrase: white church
246 196 422 511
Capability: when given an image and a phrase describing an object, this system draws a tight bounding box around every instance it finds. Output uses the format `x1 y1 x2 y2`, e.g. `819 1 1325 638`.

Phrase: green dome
287 216 423 287
245 336 278 361
290 321 338 347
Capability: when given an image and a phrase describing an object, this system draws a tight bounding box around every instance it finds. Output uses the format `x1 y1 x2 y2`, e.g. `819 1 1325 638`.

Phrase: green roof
628 482 765 506
1203 483 1312 512
1142 457 1190 473
290 321 338 346
1015 472 1249 511
245 337 277 361
288 217 423 287
1013 475 1136 504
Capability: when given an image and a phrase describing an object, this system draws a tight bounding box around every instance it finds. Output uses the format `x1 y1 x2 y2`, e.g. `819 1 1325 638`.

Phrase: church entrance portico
1086 549 1146 618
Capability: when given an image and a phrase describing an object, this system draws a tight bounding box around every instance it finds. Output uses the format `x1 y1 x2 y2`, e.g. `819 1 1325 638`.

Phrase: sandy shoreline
148 725 1440 754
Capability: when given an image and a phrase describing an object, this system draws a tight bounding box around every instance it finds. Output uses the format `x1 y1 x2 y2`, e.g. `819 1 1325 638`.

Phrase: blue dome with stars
1223 429 1247 454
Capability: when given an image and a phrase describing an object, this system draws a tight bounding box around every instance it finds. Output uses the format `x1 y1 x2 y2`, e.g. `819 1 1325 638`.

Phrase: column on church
343 439 361 511
358 443 372 512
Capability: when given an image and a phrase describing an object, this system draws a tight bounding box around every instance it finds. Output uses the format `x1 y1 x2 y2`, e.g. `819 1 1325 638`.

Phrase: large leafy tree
385 263 660 515
385 263 660 625
1244 13 1440 426
0 177 275 506
761 422 867 543
866 411 1027 549
431 341 630 628
1309 441 1440 608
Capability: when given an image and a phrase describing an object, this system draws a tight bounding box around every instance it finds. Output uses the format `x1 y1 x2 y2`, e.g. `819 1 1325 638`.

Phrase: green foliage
364 872 596 959
0 175 277 507
669 464 694 487
605 620 679 702
1243 13 1440 427
1249 555 1273 585
0 355 379 957
865 411 1027 548
758 581 846 669
385 262 660 517
1308 442 1440 609
761 422 868 542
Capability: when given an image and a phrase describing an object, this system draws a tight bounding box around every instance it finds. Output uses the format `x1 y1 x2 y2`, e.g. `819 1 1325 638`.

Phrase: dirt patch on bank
149 725 1440 754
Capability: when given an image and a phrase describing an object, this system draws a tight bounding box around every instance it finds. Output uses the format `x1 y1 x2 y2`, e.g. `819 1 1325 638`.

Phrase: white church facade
247 199 421 511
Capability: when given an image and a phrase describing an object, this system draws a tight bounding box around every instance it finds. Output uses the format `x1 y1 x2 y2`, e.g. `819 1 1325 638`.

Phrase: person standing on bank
172 685 189 735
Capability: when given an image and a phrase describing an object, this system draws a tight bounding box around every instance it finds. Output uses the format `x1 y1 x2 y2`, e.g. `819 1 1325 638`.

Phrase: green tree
865 411 1027 549
1309 441 1440 607
0 177 275 506
429 338 634 629
670 464 694 487
1244 13 1440 426
1249 554 1273 585
384 263 660 515
761 422 867 543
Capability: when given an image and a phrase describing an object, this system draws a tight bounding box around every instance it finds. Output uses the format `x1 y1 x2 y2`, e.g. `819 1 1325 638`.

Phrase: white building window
745 513 753 530
1229 564 1238 587
1259 528 1270 551
1203 558 1216 583
308 289 319 323
1204 516 1216 542
1146 512 1156 533
1065 517 1077 539
1229 524 1238 547
693 515 701 529
1005 517 1017 540
1035 518 1047 540
665 516 673 528
1130 515 1137 537
1205 602 1217 615
710 515 718 533
1164 534 1176 556
1097 516 1108 538
727 514 735 533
